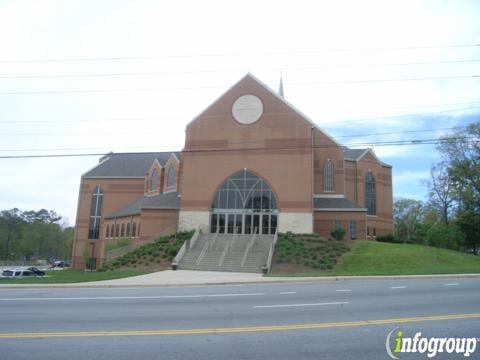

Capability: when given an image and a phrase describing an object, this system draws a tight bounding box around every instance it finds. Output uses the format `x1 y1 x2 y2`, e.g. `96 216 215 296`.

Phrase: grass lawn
269 241 480 277
0 269 145 284
271 233 350 273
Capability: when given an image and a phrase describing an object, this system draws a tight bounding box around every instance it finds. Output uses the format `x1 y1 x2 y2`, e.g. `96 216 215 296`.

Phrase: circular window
232 94 264 124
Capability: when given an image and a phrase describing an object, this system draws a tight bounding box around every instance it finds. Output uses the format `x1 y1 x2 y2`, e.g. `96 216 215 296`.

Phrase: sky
0 0 479 225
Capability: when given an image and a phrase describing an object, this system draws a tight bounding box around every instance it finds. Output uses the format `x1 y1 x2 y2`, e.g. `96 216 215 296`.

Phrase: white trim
168 152 180 164
314 208 367 212
313 194 345 198
152 158 164 170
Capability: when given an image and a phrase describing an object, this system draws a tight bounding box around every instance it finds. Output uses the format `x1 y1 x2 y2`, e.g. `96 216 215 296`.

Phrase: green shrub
330 225 346 241
425 223 465 250
376 233 399 243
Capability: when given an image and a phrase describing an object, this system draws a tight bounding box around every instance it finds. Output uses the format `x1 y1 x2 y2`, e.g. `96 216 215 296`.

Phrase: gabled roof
186 73 341 147
105 191 180 218
343 147 367 161
83 152 181 178
342 147 391 168
314 197 366 211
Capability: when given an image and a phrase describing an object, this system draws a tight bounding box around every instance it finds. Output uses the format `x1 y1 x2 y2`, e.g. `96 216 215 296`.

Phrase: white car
0 269 36 279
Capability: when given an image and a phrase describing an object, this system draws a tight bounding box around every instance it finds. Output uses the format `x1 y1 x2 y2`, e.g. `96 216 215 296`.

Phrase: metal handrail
172 227 200 268
241 227 257 268
264 229 278 273
196 229 217 266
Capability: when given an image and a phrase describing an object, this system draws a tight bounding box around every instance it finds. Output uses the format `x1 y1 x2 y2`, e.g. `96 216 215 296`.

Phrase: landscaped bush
330 225 346 241
100 230 194 271
376 233 400 243
273 232 350 271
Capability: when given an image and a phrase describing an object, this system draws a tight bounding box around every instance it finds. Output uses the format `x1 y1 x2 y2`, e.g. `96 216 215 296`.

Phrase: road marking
390 286 406 289
253 301 349 309
0 293 266 301
0 313 478 339
443 283 459 286
335 289 352 292
279 291 296 295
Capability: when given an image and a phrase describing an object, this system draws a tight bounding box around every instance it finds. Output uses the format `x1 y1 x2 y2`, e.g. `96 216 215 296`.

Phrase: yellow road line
1 313 479 339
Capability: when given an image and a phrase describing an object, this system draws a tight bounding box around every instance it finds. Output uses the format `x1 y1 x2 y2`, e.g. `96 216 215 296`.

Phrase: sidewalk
1 270 479 288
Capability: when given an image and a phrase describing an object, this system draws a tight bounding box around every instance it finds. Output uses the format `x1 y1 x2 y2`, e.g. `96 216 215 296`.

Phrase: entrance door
210 170 278 235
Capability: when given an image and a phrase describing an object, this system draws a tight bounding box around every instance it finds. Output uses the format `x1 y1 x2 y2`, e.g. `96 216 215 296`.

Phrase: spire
278 73 284 98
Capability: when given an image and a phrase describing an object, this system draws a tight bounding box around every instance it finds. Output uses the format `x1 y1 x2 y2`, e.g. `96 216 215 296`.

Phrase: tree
437 122 480 207
0 208 72 261
425 222 465 252
426 163 457 224
437 121 480 253
393 198 424 243
0 209 25 259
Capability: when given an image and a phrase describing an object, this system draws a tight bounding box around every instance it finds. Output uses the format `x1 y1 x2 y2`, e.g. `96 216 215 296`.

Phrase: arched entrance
210 169 278 234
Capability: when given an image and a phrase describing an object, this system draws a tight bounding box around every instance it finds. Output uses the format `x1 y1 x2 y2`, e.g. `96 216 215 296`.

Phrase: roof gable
359 148 392 168
83 152 180 178
185 73 340 146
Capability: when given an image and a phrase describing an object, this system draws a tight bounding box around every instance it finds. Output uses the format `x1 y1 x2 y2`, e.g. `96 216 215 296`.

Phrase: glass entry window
211 170 278 235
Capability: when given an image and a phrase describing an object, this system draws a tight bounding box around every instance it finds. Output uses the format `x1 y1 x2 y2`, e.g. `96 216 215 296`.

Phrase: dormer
144 159 163 196
163 153 180 193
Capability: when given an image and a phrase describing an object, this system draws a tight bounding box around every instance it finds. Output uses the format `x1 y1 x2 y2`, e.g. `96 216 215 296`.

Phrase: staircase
178 233 275 273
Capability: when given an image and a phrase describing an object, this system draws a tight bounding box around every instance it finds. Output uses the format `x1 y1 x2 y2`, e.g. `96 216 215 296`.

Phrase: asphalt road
1 278 479 359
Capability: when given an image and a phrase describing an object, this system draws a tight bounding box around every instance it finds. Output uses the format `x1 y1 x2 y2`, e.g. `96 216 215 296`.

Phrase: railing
196 229 217 266
171 227 200 269
188 227 201 250
241 227 257 268
264 230 279 274
218 232 237 267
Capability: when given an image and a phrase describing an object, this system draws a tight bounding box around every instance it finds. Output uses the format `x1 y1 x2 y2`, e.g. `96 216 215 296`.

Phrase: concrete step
178 233 275 273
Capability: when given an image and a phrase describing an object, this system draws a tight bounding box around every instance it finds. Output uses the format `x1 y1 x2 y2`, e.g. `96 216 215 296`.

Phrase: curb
1 273 479 289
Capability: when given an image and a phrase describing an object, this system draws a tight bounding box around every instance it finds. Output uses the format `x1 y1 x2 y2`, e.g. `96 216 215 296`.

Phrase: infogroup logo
386 328 478 358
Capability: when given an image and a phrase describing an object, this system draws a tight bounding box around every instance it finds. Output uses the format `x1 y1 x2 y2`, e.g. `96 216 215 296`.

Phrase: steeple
278 73 284 98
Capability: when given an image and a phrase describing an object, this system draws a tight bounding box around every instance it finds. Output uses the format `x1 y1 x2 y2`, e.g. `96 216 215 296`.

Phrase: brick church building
72 73 393 269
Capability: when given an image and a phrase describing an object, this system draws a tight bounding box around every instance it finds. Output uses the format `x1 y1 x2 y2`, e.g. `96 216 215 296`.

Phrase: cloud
0 0 479 225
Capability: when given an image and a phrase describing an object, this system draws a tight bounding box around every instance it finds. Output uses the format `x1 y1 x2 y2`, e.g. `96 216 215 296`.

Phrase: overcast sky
0 0 479 225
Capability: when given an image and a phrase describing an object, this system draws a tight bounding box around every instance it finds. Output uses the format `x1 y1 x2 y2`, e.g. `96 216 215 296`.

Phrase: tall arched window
167 165 176 188
323 160 334 192
115 223 120 237
132 222 137 237
365 171 376 215
120 223 125 237
105 224 109 239
88 185 103 239
150 169 159 192
110 224 115 238
211 169 278 235
126 222 131 237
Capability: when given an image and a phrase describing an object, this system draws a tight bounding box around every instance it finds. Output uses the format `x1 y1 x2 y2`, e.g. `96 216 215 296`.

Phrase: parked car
27 267 46 276
0 269 36 278
50 260 70 269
